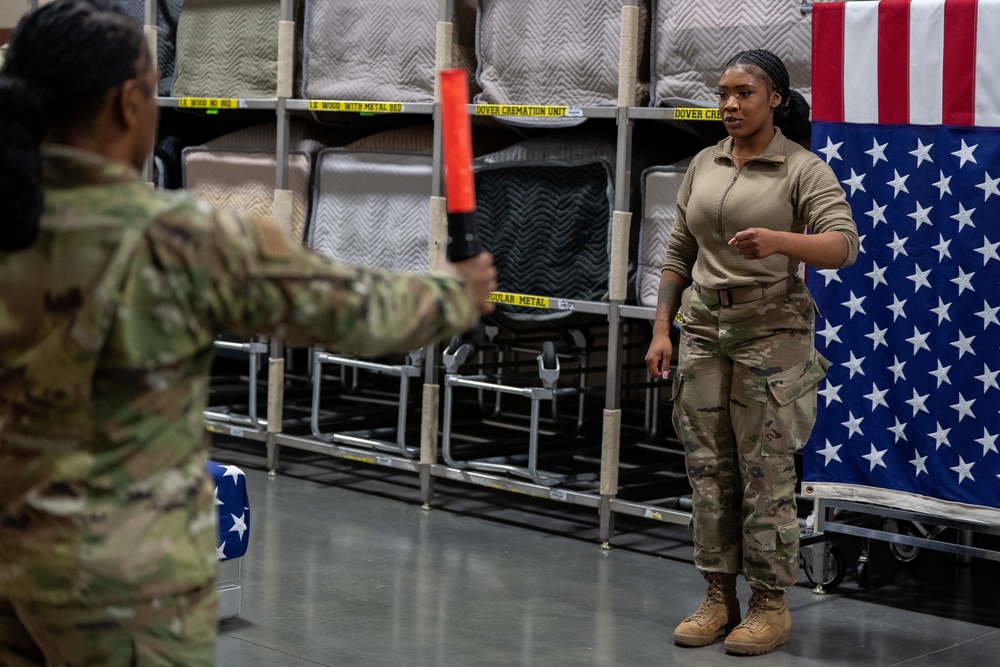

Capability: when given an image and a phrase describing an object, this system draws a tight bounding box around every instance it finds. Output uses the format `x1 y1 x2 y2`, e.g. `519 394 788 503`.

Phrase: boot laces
740 592 777 632
688 575 730 623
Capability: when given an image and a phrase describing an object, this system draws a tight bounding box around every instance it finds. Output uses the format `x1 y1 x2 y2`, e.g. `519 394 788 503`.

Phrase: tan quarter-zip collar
713 128 790 166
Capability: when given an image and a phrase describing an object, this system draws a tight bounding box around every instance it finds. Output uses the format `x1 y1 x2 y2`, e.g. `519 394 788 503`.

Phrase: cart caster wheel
801 543 846 591
856 556 870 588
540 341 557 370
883 519 923 564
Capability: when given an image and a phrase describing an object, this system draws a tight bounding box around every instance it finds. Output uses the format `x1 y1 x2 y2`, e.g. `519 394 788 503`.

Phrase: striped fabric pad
651 0 813 108
303 0 471 103
636 161 690 308
474 133 616 327
475 0 649 126
308 127 435 273
172 0 296 98
182 121 328 243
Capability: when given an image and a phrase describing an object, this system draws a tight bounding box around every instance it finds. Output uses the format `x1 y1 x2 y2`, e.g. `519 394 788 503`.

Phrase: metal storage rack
133 0 730 550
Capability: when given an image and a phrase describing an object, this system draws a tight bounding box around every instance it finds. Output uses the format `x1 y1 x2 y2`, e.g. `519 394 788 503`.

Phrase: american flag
804 0 1000 521
208 461 251 561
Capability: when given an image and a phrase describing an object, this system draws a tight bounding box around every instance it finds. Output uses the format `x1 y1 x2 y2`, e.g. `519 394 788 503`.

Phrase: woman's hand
645 332 673 380
728 228 783 260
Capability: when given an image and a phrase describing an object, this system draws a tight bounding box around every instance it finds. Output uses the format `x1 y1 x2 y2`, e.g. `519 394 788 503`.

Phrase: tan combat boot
723 587 792 655
673 572 741 647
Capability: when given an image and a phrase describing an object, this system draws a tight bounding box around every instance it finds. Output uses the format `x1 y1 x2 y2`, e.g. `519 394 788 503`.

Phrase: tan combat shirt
0 146 479 604
662 128 859 288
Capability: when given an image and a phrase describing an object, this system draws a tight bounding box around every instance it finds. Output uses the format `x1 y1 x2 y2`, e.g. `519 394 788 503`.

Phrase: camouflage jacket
0 145 478 604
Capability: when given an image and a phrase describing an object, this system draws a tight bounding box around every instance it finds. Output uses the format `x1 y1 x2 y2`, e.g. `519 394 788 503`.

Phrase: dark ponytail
0 0 146 253
723 49 811 143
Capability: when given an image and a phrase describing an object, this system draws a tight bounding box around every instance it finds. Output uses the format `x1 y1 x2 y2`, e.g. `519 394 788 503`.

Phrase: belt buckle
717 288 734 307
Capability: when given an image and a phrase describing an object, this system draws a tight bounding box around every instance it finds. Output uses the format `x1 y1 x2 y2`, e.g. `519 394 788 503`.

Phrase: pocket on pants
760 353 830 457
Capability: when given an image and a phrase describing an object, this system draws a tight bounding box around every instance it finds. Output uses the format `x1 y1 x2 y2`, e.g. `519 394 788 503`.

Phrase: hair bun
0 75 51 143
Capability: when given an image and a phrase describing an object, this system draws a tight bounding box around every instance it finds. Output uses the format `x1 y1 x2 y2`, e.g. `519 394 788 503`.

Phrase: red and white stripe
813 0 1000 126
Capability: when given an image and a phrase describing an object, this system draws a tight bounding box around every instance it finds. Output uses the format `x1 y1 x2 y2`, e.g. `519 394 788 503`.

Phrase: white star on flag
887 170 910 198
928 421 952 450
816 269 843 286
842 291 867 318
950 456 976 484
932 170 952 199
887 232 909 260
888 416 908 443
842 352 866 379
865 262 889 289
951 139 978 168
906 388 930 416
864 384 889 410
907 202 934 230
865 322 888 349
906 264 932 292
866 138 889 166
223 465 245 485
216 543 227 559
951 203 976 232
841 168 867 196
818 440 843 465
929 360 952 388
951 267 976 295
909 139 933 167
866 201 888 228
909 450 928 477
931 234 952 261
841 411 864 438
905 327 931 355
819 381 843 407
818 136 843 163
818 321 843 345
976 428 998 456
213 487 224 507
862 445 889 471
930 298 952 325
976 172 1000 201
975 237 1000 265
229 513 248 541
975 302 1000 329
950 331 976 359
951 394 976 422
888 356 907 383
976 365 1000 392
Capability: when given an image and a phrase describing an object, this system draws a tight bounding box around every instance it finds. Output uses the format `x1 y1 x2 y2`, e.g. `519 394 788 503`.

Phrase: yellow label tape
488 292 550 308
672 107 721 121
475 104 581 118
308 100 404 113
178 97 239 110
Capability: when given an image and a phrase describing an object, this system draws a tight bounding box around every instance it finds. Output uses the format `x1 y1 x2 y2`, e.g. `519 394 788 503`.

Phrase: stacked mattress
182 119 330 243
172 0 299 98
636 161 691 308
651 0 814 108
121 0 184 96
308 127 435 273
474 133 617 328
302 0 477 103
475 0 650 126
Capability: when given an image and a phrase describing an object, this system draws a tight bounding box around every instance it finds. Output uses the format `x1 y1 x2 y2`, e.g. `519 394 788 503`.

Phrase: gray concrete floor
211 443 1000 666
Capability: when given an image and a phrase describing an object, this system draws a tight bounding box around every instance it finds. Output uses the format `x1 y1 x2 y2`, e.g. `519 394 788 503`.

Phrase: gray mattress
121 0 184 96
172 0 291 98
475 0 649 127
651 0 813 108
182 120 328 243
302 1 437 103
474 133 617 327
308 127 435 273
637 161 690 308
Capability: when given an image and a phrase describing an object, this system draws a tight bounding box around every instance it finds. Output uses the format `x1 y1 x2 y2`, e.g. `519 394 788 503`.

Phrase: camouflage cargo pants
0 585 216 666
672 279 829 591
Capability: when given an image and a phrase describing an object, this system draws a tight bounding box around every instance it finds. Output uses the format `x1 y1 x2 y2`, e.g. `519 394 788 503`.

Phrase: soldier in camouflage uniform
0 2 495 665
645 50 858 655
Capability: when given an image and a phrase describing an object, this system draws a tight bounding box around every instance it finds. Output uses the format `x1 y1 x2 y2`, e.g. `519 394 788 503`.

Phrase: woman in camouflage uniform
644 50 859 656
0 2 495 664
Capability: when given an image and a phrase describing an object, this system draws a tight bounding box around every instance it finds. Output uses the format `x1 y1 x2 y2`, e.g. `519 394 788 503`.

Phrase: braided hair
0 0 146 252
723 49 810 143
